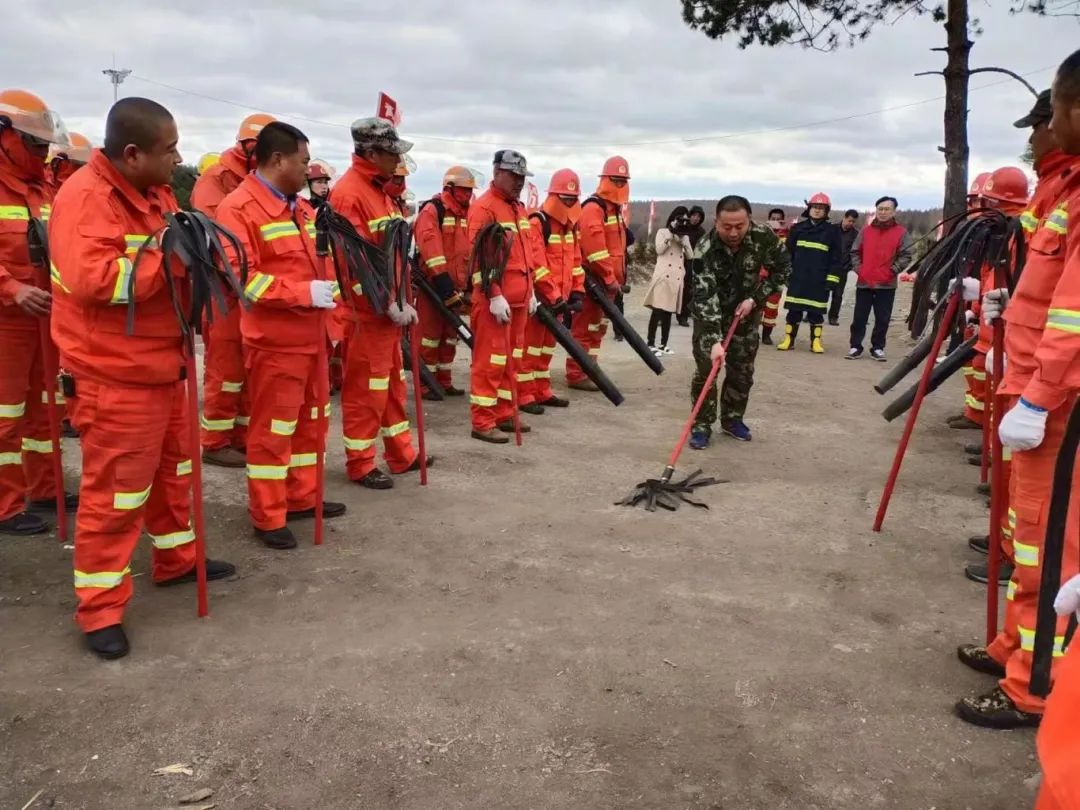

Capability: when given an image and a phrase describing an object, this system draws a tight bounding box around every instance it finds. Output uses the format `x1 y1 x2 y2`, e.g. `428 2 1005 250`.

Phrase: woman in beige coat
643 206 692 354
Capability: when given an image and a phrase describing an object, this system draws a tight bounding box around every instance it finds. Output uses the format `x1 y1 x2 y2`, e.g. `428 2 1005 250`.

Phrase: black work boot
956 644 1006 677
28 491 79 513
964 561 1013 585
968 534 990 555
397 455 436 474
156 559 237 586
287 502 347 521
540 395 570 408
0 511 49 536
761 325 773 345
85 624 130 660
357 469 394 490
955 686 1041 729
520 402 545 416
255 527 298 550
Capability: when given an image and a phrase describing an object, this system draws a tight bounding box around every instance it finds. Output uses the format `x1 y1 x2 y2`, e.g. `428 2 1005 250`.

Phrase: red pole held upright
184 348 209 617
874 288 961 532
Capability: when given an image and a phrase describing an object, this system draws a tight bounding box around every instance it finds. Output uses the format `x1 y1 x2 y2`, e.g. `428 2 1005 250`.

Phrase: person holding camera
643 206 693 354
676 205 707 326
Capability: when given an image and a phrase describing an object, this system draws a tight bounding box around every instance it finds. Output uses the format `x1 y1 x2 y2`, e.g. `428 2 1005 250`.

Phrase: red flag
376 92 401 126
526 182 539 211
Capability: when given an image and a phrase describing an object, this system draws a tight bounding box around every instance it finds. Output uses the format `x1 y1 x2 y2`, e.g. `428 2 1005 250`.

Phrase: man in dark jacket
677 205 707 326
777 193 841 353
828 209 860 325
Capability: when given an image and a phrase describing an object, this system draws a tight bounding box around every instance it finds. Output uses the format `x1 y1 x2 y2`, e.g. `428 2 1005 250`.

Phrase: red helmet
307 160 332 182
808 192 831 207
548 168 580 197
968 171 991 198
600 156 630 179
982 166 1029 205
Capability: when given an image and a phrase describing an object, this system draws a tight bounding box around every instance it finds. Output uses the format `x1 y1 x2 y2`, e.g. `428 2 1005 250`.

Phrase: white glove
982 288 1009 325
309 280 336 309
985 347 1006 372
489 294 511 324
964 309 977 325
961 276 981 302
1054 574 1080 622
387 302 418 327
999 398 1048 451
528 294 538 316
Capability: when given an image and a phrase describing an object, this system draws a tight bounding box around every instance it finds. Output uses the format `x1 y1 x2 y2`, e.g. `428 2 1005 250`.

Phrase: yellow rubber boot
811 324 825 354
776 323 795 351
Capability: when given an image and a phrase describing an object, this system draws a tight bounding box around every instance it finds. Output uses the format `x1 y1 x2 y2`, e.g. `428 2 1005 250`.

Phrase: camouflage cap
1014 89 1052 128
493 149 533 177
350 117 413 155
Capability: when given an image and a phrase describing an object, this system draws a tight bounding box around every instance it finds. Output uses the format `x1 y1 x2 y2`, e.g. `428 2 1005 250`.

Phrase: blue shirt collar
254 170 297 211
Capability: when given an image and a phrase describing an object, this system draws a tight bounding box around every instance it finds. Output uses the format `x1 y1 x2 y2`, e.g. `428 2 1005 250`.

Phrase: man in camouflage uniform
689 196 790 447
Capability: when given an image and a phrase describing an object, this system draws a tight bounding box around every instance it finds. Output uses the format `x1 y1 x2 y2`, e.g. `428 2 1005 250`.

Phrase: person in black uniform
776 192 841 353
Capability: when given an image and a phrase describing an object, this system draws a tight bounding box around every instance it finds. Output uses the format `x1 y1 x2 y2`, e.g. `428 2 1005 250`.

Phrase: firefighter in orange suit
566 156 629 391
954 51 1080 728
0 88 75 536
191 112 275 468
45 132 92 193
521 168 584 411
760 208 789 345
49 97 235 660
1036 575 1080 809
413 165 474 398
467 150 542 443
214 121 347 550
328 118 425 489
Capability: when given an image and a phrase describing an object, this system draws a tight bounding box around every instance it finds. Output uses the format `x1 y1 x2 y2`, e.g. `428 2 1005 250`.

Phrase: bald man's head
103 97 181 191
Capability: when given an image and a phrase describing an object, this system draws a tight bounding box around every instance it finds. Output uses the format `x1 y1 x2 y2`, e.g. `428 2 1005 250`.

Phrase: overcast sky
4 1 1079 209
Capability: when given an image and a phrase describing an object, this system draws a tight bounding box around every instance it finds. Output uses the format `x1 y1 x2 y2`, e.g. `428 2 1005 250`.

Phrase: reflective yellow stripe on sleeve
425 255 448 268
244 272 275 302
110 258 133 305
1046 308 1080 335
587 249 610 263
1044 206 1068 236
260 221 302 241
0 402 27 419
0 205 30 220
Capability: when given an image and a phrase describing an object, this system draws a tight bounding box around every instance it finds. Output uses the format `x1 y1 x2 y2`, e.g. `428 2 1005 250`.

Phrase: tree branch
914 70 946 77
968 67 1039 96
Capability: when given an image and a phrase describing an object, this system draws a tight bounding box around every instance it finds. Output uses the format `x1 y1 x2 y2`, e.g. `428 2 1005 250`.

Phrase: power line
129 65 1054 149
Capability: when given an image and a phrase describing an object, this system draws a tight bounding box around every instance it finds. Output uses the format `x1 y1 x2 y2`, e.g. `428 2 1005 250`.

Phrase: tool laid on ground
617 316 742 512
27 216 68 541
583 269 664 376
133 211 250 616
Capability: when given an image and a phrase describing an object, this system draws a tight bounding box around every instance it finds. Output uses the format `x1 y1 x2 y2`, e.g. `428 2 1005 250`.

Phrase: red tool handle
874 287 962 531
34 295 67 542
986 300 1008 643
184 350 209 617
506 319 522 447
408 320 428 485
667 313 744 470
314 328 328 546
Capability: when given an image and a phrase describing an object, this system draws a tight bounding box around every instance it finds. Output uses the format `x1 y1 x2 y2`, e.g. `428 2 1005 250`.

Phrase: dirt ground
1 286 1042 810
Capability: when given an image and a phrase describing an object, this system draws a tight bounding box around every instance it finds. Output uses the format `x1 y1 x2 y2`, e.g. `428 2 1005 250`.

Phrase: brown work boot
202 446 246 468
956 644 1005 677
568 379 599 392
471 428 509 444
497 420 531 433
955 686 1041 729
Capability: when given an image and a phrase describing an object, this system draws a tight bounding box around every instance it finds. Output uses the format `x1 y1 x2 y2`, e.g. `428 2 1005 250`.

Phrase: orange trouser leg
1036 643 1080 810
342 315 415 479
988 444 1021 667
498 306 528 424
962 351 987 425
520 316 549 406
762 291 781 328
244 348 321 530
200 304 248 451
70 378 195 633
531 320 558 403
436 324 459 389
470 301 512 431
417 294 445 390
997 405 1080 713
0 327 52 520
566 295 607 384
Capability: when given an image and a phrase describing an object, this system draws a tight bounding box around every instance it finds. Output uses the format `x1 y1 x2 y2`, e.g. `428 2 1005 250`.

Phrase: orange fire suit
566 195 625 384
215 174 339 530
328 155 417 479
521 198 583 405
0 148 57 522
467 185 540 430
49 150 195 632
192 145 251 452
987 167 1080 713
413 191 470 390
1035 641 1080 809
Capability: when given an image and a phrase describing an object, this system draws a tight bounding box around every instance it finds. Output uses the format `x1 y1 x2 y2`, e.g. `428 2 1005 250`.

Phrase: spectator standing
677 205 707 326
846 196 914 361
829 209 860 325
643 207 692 354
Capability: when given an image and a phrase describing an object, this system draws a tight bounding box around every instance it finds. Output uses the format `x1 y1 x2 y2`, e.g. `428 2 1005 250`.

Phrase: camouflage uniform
690 222 791 434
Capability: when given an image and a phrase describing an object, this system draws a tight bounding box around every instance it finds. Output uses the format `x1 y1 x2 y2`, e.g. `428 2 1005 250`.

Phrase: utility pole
102 66 131 102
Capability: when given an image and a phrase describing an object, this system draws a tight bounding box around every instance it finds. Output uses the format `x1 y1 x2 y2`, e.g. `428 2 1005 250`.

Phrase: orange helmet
600 156 630 179
442 165 476 189
808 192 831 207
48 131 92 165
548 168 581 197
0 88 69 145
236 113 275 143
982 167 1029 205
307 159 333 182
968 171 991 198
